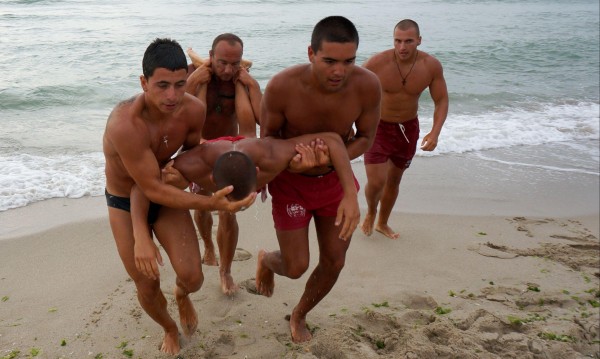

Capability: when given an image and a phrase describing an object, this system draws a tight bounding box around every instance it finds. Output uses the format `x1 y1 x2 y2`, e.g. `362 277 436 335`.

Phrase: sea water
0 0 598 211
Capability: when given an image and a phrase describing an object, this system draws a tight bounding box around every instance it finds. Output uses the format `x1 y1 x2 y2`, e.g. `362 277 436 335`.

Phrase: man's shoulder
363 49 393 68
352 65 381 89
106 95 145 135
273 64 308 81
420 51 442 66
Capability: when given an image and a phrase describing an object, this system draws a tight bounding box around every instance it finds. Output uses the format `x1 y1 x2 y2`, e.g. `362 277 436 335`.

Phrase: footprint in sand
233 247 252 261
239 278 260 295
468 242 518 259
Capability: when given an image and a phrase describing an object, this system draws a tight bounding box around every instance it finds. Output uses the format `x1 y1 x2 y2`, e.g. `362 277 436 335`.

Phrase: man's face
393 27 421 61
308 40 357 92
140 67 188 113
210 40 243 82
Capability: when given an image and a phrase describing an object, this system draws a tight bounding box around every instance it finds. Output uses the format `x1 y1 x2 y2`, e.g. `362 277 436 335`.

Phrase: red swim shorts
364 118 420 168
268 170 360 231
205 135 245 143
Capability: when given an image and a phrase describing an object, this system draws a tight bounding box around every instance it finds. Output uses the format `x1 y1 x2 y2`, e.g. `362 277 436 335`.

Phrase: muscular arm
170 145 214 189
421 57 448 151
259 132 357 196
108 100 253 212
235 79 258 138
186 64 211 106
259 74 287 139
345 70 382 160
236 67 262 127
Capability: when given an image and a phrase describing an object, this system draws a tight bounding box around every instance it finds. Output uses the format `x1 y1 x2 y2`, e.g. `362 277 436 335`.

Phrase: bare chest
283 92 361 137
147 123 187 165
379 61 430 96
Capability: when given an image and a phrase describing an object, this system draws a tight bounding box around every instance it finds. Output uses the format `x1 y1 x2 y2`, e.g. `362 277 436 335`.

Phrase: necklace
394 50 418 86
162 135 168 148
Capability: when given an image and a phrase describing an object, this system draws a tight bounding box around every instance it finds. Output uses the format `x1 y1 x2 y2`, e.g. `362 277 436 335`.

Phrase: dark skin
103 66 256 355
130 133 360 282
257 39 381 343
185 39 263 293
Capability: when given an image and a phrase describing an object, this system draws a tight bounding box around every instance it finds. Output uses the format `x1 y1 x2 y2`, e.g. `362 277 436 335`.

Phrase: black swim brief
105 189 161 224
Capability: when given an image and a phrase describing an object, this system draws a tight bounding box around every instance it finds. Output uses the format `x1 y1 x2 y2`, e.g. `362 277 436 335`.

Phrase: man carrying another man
103 38 255 355
256 16 381 343
185 33 263 295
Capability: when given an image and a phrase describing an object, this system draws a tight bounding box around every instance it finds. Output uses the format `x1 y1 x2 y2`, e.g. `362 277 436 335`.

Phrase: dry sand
1 155 598 359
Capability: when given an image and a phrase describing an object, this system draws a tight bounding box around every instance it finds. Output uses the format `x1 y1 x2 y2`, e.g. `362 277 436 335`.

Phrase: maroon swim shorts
363 117 420 168
268 170 360 231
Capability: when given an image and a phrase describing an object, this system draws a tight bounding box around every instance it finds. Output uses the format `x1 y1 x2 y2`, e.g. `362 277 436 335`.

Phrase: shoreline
0 152 598 358
1 152 598 241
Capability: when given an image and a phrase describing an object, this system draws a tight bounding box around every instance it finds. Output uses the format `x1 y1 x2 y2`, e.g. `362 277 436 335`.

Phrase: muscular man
255 16 381 343
361 19 449 239
102 38 255 355
186 33 263 295
131 133 361 281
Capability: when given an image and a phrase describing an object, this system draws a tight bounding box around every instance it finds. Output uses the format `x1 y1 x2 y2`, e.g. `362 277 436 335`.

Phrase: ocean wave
0 152 105 211
427 101 599 156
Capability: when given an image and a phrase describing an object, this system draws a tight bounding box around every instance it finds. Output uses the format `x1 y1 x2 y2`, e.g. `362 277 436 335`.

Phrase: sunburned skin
187 47 253 70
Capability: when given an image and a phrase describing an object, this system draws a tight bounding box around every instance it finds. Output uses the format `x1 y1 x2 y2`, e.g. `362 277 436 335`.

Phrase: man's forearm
345 135 371 161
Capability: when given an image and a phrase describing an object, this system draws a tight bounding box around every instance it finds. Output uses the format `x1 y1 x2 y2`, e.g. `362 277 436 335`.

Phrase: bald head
212 151 257 201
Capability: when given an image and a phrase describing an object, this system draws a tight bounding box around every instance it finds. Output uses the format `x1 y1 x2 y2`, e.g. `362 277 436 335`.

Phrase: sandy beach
1 153 599 359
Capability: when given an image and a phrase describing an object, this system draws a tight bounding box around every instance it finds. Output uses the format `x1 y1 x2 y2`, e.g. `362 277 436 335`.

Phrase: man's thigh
314 215 352 262
107 207 140 278
275 226 310 269
153 207 202 273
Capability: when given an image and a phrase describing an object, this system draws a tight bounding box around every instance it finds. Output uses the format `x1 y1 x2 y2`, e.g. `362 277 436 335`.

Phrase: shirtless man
186 33 262 295
360 19 449 239
102 38 255 355
131 133 361 276
255 16 381 343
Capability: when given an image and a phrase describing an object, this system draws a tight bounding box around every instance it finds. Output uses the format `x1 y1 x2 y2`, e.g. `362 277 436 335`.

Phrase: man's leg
256 227 310 298
361 162 388 236
216 211 239 295
194 209 218 266
289 216 351 343
375 163 405 239
153 207 203 338
107 207 181 355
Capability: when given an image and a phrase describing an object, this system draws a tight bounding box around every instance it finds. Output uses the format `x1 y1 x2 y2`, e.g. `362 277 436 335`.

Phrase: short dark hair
394 19 420 37
142 38 188 78
211 33 244 52
212 151 257 201
311 16 359 53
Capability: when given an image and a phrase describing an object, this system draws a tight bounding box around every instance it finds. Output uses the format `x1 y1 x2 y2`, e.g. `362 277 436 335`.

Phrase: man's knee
285 257 310 279
331 258 347 273
321 254 347 274
135 278 161 301
178 269 204 293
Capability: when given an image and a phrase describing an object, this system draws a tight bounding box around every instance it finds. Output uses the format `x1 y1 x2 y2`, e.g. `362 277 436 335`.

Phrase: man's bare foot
175 287 198 337
202 249 218 266
255 250 274 297
361 213 376 236
375 224 400 239
159 328 180 355
290 308 312 343
220 270 238 296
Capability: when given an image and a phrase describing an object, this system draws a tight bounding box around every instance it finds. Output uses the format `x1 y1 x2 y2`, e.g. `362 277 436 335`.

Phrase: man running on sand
255 16 382 343
186 33 262 296
361 19 449 239
102 38 255 355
